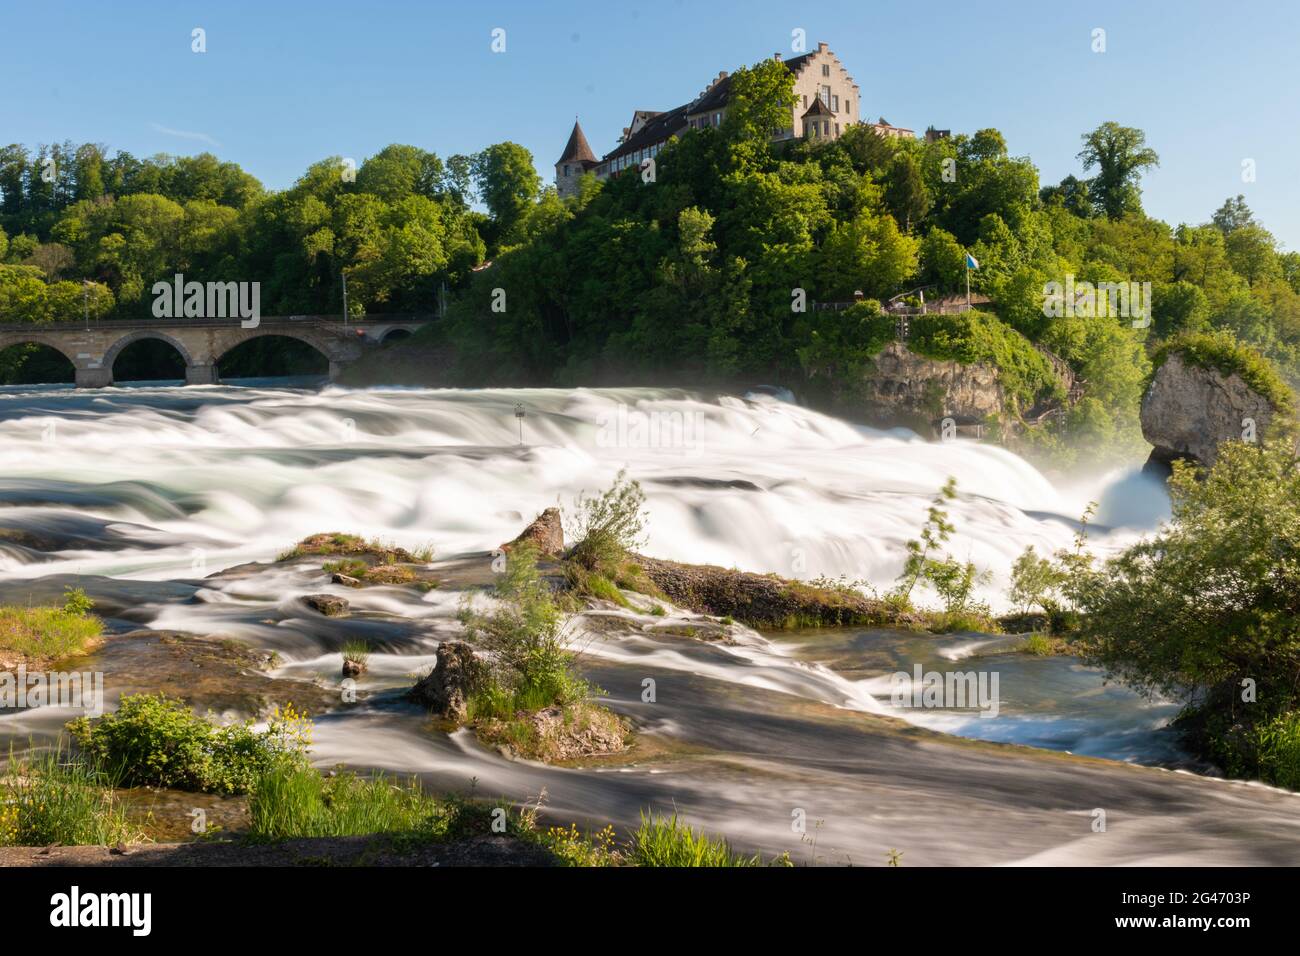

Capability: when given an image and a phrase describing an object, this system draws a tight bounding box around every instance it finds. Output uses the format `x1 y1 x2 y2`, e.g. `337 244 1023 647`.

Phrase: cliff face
858 342 1005 425
1140 351 1276 473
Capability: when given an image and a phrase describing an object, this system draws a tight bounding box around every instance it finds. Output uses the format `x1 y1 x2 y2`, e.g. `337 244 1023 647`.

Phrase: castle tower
555 119 598 199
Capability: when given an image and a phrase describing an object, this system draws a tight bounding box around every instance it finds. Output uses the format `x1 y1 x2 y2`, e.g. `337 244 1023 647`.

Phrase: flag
965 253 980 270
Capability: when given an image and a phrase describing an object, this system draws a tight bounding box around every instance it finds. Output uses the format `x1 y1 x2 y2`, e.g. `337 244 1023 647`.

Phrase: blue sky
4 0 1299 247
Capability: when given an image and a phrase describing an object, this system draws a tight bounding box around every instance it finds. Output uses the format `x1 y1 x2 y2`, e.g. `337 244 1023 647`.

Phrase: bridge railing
0 313 440 333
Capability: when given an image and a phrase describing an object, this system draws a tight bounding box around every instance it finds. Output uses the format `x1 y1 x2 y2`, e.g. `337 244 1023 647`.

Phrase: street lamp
513 402 525 445
341 270 349 327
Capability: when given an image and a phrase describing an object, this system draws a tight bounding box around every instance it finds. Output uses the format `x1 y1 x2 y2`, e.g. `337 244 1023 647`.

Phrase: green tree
471 142 541 249
1076 123 1159 219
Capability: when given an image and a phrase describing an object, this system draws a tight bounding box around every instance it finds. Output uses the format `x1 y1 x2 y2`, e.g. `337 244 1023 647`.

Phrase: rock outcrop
1140 351 1278 475
860 342 1005 426
303 594 349 617
634 554 915 629
408 640 485 723
502 507 565 556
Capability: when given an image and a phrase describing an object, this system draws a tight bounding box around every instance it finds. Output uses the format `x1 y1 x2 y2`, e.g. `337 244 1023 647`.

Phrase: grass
247 765 496 842
0 588 102 663
341 639 370 668
0 748 141 847
1255 711 1300 790
1019 633 1067 656
322 557 369 578
625 812 767 867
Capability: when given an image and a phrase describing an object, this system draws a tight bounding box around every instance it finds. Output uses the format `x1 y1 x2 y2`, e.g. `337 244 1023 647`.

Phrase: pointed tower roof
802 96 834 118
557 120 598 166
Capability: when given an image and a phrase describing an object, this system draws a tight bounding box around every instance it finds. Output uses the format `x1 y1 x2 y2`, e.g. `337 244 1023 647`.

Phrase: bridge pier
185 364 220 386
75 368 113 389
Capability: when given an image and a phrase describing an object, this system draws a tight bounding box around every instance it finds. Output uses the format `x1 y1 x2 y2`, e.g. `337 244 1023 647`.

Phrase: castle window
822 64 830 77
832 94 839 112
846 99 852 115
803 94 808 108
563 164 570 176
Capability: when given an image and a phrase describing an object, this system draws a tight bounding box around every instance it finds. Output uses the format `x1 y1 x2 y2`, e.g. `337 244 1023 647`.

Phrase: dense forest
3 57 1299 463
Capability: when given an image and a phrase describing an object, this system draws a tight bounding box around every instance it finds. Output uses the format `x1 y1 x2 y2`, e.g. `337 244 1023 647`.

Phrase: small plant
68 694 312 795
1007 545 1066 616
342 639 370 667
565 468 648 574
323 557 369 578
459 543 588 714
62 586 94 616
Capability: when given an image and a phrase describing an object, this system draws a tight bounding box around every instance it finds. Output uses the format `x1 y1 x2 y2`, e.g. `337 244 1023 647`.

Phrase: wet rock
1141 350 1280 472
633 554 906 630
408 641 485 723
342 658 367 678
303 594 349 617
504 507 565 556
332 573 362 588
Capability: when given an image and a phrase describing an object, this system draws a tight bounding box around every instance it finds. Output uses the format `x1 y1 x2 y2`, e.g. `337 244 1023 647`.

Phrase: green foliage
564 468 648 575
62 586 94 616
1075 122 1160 219
908 310 1063 412
0 601 101 661
0 749 140 847
1007 545 1066 614
247 765 500 842
68 694 311 795
1254 711 1300 790
459 543 587 712
1073 441 1300 784
627 812 762 867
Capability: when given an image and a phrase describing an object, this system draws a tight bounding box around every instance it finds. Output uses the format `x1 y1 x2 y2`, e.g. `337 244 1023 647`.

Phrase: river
3 381 1298 864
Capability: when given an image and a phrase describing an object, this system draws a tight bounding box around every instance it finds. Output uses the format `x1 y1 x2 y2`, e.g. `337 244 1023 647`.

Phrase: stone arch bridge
0 315 432 386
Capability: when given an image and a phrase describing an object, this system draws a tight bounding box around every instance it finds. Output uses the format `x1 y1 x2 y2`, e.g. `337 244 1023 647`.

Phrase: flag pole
966 259 971 309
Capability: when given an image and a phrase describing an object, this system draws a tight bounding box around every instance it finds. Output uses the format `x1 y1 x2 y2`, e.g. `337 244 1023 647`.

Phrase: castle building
556 42 911 198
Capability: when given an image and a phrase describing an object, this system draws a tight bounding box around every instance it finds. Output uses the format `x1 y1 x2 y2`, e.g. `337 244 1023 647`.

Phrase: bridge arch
214 329 336 381
0 336 78 385
103 330 197 374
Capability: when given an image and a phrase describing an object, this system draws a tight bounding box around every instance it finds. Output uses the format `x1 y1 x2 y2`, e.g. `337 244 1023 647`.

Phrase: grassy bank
0 588 102 664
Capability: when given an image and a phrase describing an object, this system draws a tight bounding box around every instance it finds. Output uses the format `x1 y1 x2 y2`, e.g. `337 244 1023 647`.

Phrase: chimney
817 42 829 52
773 52 782 61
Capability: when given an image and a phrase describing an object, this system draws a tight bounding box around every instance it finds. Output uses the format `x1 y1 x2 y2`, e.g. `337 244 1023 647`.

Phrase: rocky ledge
1140 350 1280 475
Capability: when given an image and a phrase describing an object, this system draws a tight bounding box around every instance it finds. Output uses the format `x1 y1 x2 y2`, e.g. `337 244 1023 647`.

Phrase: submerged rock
1141 351 1280 474
303 594 349 617
503 507 565 556
408 640 484 723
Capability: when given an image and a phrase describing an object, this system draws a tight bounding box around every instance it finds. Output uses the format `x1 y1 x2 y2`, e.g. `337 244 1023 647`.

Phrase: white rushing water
0 382 1167 608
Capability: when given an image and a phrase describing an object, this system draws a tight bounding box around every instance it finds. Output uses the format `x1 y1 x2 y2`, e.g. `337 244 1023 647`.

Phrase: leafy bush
1073 441 1300 785
68 694 311 795
564 469 648 574
459 544 588 713
1007 545 1066 614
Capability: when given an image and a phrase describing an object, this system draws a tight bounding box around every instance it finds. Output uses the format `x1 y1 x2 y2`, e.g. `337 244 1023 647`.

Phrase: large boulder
860 342 1005 426
1140 351 1277 475
503 507 564 556
408 641 485 723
